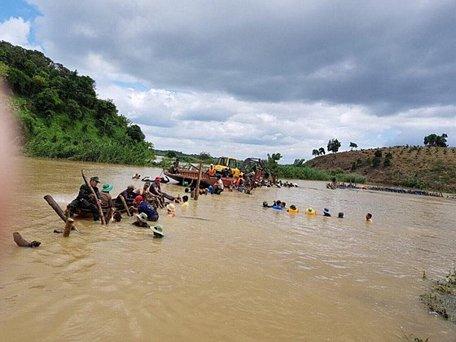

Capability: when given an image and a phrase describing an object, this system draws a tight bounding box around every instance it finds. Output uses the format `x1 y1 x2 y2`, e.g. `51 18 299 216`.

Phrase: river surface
1 158 455 341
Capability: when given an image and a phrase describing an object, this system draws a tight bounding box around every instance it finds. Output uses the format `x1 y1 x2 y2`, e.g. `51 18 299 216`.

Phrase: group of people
66 174 192 238
262 200 373 221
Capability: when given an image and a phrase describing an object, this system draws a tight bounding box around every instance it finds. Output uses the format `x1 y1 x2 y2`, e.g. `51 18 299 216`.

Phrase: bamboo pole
194 162 203 200
81 170 107 225
118 195 131 216
63 218 74 237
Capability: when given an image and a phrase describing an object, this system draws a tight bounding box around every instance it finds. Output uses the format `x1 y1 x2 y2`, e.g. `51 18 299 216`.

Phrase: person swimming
287 205 299 214
263 201 272 208
366 213 373 221
323 208 331 217
272 200 283 210
338 212 344 218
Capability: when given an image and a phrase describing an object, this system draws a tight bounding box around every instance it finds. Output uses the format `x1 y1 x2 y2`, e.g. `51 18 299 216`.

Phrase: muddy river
1 158 455 341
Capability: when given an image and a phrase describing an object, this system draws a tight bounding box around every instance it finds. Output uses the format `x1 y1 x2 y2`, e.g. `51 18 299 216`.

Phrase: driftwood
81 170 106 225
13 232 41 248
43 195 67 222
63 218 74 237
43 195 80 233
119 195 131 216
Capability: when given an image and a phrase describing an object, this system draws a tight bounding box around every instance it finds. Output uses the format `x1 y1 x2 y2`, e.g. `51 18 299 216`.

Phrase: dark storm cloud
30 0 456 114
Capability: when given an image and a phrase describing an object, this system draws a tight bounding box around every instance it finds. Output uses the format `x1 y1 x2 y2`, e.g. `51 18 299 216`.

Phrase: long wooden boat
164 168 234 187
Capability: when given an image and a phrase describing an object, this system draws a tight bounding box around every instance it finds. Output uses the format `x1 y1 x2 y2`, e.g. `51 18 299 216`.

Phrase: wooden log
118 195 131 216
43 195 80 233
81 170 107 225
13 232 41 248
194 162 203 201
43 195 67 222
63 218 74 237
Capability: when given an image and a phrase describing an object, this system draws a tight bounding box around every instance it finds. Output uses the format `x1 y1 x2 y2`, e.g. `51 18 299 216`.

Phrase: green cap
90 176 100 183
102 183 113 192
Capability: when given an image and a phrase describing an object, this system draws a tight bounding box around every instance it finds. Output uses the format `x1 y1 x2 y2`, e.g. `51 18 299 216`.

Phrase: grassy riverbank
278 165 365 183
1 42 154 165
306 146 456 192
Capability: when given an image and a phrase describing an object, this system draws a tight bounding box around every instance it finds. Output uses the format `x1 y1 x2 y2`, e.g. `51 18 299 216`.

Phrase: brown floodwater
1 158 455 341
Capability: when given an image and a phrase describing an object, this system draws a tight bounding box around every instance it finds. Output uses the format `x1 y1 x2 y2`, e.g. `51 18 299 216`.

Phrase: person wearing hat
150 176 176 201
100 183 114 221
323 208 331 217
132 212 150 228
67 176 102 221
166 203 176 217
152 224 165 238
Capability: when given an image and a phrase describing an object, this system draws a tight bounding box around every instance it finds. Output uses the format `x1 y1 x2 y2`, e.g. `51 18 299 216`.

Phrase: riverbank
305 146 456 193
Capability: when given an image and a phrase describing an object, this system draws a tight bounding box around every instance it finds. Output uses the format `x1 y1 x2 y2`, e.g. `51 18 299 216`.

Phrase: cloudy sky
1 0 455 162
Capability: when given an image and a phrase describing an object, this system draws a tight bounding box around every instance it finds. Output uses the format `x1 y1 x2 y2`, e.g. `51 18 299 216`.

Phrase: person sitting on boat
115 185 136 208
213 174 224 194
100 183 114 221
171 158 180 173
134 195 159 222
67 176 101 221
150 176 176 201
207 164 216 177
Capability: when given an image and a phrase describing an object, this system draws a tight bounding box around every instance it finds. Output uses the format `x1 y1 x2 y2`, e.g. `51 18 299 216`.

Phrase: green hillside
0 41 154 165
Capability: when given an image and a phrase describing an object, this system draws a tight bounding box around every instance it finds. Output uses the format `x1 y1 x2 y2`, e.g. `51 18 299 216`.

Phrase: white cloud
0 17 40 50
10 2 456 161
95 83 455 163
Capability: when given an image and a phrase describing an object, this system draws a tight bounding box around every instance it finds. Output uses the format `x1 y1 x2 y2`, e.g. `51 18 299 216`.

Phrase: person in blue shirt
137 197 159 222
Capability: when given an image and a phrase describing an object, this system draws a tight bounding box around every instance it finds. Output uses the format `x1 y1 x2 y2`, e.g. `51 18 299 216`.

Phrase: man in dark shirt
68 176 101 221
115 185 136 208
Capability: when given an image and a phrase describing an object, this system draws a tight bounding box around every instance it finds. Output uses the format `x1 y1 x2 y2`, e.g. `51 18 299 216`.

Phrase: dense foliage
0 42 154 165
277 165 365 183
424 133 448 147
327 138 341 153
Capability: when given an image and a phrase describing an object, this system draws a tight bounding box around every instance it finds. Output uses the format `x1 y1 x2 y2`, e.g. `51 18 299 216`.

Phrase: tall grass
278 165 365 183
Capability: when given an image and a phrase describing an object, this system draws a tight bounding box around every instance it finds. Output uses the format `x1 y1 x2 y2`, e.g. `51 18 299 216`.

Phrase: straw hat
166 203 176 212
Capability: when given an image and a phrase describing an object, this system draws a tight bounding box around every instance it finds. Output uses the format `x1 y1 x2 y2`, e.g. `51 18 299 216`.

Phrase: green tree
126 124 145 142
266 153 282 182
32 88 63 117
372 149 382 167
199 151 212 162
318 147 326 155
293 158 306 166
349 142 358 150
424 133 448 147
327 139 341 153
383 152 393 167
312 149 319 157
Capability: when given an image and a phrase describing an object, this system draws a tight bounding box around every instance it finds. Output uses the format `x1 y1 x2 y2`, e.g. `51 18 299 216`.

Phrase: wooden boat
164 168 234 187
